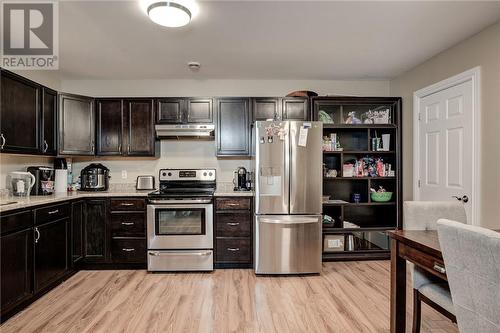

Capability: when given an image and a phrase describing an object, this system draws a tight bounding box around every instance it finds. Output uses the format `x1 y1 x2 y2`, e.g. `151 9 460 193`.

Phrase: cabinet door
216 98 251 156
96 99 123 156
125 99 155 156
252 98 280 121
0 229 33 316
156 98 184 124
71 201 84 265
59 94 95 155
282 97 309 120
0 70 40 154
186 98 213 123
41 87 57 155
84 200 107 262
34 218 69 293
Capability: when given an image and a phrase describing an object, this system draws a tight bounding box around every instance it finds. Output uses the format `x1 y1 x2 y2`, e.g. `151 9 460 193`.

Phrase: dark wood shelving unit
312 96 402 261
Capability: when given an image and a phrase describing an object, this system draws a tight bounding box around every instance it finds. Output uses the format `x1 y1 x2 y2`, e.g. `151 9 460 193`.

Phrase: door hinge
418 112 422 121
418 180 421 187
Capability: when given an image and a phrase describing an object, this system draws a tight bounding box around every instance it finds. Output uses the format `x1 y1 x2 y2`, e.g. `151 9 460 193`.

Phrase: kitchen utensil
10 171 36 197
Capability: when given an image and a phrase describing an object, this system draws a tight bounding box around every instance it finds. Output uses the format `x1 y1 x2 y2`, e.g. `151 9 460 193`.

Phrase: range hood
155 124 215 139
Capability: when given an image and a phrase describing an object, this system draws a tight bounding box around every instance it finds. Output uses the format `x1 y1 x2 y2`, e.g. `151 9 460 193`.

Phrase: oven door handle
148 251 212 257
148 199 212 204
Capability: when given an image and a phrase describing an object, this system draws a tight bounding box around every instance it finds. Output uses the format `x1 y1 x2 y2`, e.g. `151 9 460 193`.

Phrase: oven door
147 201 213 250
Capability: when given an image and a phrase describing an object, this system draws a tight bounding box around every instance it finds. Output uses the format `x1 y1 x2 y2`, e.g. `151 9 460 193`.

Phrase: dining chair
403 201 467 333
437 219 500 333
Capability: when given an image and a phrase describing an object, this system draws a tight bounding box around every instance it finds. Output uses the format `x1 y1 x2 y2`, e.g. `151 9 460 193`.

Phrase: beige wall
390 21 500 228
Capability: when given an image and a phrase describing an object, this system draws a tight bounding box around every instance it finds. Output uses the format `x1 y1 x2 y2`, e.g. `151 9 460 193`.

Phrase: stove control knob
162 172 167 177
167 172 172 177
203 172 207 176
209 172 213 176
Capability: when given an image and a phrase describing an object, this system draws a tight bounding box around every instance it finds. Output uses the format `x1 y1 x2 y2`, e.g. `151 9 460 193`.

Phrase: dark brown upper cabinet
216 98 251 156
124 99 155 156
96 99 123 156
0 70 40 154
156 98 213 124
58 93 95 155
253 98 280 121
96 98 156 157
282 97 310 120
40 87 58 155
252 97 309 121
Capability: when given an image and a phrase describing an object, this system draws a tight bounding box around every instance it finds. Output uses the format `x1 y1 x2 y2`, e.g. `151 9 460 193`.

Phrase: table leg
391 238 406 333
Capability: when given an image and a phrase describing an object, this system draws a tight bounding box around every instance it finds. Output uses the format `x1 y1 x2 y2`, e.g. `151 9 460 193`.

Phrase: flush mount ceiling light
140 0 199 28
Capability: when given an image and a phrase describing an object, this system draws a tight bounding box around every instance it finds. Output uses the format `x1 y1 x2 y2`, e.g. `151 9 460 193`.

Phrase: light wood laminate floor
1 261 458 333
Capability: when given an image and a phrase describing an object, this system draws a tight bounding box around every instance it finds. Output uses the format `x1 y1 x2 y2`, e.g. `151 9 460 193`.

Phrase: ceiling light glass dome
140 0 199 28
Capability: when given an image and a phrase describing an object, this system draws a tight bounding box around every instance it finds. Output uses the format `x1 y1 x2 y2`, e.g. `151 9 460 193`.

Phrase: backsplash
72 140 251 186
0 154 54 189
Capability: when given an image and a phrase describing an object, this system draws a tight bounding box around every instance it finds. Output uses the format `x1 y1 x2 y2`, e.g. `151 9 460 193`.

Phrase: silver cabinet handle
48 209 59 215
0 133 5 149
122 248 135 252
34 227 40 243
43 140 48 153
121 222 134 226
120 203 135 206
227 248 240 252
433 263 446 274
227 222 240 226
91 143 95 153
127 144 131 153
118 143 122 153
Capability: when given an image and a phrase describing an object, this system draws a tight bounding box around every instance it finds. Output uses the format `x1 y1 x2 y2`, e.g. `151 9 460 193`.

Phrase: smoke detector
188 61 201 72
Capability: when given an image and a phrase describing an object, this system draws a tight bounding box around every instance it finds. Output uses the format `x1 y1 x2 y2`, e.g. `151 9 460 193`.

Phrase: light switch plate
121 170 127 179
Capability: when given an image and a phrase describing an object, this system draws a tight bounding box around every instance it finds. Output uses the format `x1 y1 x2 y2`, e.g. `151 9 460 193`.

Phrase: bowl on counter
322 195 330 202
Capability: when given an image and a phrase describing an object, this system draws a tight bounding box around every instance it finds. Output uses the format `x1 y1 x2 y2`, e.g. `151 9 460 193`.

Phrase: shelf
322 226 396 233
323 201 396 206
323 150 395 154
322 124 396 129
324 177 396 180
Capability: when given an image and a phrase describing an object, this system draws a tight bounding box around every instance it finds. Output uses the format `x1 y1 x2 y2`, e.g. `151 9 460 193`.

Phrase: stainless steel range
147 169 216 272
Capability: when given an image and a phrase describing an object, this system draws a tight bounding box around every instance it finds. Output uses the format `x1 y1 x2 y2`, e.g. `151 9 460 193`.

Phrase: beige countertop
215 182 254 197
0 185 151 213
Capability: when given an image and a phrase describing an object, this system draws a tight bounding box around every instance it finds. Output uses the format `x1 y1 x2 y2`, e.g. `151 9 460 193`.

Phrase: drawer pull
121 222 134 226
227 247 240 252
227 222 240 226
48 209 59 215
120 203 135 206
122 248 135 252
433 263 446 274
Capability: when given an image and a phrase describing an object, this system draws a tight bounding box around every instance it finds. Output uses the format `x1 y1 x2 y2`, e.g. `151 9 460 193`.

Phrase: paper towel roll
54 169 68 193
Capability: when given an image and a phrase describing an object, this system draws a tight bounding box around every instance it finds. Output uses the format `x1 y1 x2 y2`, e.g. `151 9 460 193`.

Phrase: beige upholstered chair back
437 219 500 333
403 201 467 230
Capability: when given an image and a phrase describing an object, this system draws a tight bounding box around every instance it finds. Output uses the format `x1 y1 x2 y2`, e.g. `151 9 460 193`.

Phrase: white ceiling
59 1 500 80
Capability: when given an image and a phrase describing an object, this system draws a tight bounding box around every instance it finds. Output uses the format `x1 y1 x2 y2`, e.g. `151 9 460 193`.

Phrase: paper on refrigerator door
298 127 308 147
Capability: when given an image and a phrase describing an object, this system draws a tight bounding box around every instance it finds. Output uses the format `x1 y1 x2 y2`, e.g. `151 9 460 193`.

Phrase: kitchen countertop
0 185 151 213
215 182 254 197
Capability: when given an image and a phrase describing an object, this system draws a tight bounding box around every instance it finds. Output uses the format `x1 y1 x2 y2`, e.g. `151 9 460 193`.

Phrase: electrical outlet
121 170 127 179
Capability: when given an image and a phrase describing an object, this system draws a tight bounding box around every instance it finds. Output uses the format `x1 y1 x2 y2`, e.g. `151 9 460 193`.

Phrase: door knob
452 195 469 203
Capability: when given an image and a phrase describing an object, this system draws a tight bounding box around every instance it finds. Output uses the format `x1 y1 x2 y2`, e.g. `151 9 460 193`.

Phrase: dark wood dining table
388 229 499 333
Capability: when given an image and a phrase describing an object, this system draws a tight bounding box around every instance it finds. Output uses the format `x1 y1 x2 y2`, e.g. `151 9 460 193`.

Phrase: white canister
54 169 68 193
381 134 391 151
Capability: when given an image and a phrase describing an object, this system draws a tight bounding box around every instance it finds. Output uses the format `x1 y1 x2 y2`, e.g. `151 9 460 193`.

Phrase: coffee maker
233 167 252 191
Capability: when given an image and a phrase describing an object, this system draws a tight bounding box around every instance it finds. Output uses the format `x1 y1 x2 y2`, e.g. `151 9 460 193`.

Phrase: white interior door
417 79 473 223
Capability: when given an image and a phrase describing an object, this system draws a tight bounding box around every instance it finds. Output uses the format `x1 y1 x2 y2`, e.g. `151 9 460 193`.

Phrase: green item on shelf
371 192 393 202
318 110 334 123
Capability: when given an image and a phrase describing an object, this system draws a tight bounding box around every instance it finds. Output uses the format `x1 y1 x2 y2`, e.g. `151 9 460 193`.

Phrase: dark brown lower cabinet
71 201 84 266
34 218 69 293
0 228 33 318
214 197 253 268
84 199 108 263
111 238 146 263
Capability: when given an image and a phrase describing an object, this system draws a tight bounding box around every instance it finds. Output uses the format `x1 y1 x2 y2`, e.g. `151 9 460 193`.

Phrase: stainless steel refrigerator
254 121 323 274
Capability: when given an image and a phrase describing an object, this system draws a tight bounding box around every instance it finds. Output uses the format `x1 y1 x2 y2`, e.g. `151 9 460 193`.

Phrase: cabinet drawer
216 238 251 263
111 238 146 263
34 203 70 225
216 213 251 237
110 213 145 237
0 210 32 235
109 198 145 211
215 198 251 211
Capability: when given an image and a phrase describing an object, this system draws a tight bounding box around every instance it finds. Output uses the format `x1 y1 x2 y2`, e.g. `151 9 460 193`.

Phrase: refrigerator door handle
259 217 319 224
